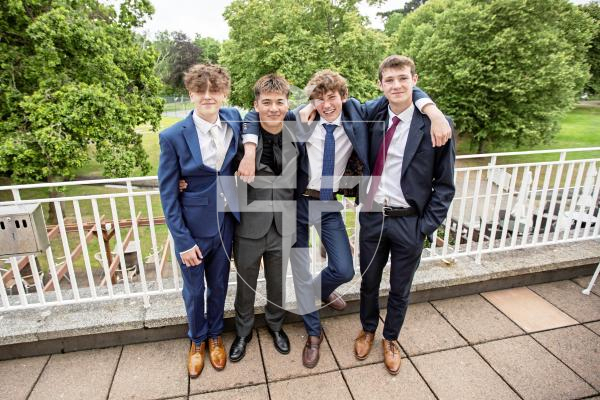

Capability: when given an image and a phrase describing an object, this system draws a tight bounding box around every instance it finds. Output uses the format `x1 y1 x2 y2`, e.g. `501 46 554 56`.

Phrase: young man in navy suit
354 55 455 375
240 69 451 368
158 64 242 378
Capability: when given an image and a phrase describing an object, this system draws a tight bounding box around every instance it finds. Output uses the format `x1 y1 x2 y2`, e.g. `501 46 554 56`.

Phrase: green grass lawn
456 106 600 165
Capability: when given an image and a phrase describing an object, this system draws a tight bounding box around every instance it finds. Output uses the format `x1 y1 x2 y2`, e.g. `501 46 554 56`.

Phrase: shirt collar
387 103 414 126
321 113 342 128
192 111 222 134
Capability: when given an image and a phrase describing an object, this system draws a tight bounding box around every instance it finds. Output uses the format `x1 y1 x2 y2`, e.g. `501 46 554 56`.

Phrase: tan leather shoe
324 291 347 311
302 331 323 368
208 336 227 370
382 339 401 375
188 341 205 378
354 330 375 360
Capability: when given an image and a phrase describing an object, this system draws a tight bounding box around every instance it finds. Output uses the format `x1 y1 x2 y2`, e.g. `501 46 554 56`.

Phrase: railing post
476 156 497 264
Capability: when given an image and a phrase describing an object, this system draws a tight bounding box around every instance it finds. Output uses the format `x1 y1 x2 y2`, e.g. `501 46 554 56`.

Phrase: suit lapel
181 112 204 167
371 106 389 164
341 118 355 148
401 110 425 176
219 109 240 169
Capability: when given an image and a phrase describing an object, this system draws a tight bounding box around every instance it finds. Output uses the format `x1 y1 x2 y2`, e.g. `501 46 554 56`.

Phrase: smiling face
189 85 226 122
312 90 345 123
254 91 289 132
378 65 418 113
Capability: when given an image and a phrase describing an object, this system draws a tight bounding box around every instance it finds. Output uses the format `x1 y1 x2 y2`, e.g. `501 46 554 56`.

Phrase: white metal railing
1 147 599 311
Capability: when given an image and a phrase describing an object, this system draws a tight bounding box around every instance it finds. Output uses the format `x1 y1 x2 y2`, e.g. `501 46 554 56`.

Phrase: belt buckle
382 206 392 217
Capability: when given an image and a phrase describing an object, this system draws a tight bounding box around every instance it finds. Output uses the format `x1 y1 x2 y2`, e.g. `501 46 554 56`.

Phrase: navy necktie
320 124 336 200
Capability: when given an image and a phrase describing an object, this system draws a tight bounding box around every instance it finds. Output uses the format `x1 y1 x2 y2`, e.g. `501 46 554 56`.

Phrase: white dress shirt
192 111 232 170
180 112 232 257
372 104 415 208
306 114 353 193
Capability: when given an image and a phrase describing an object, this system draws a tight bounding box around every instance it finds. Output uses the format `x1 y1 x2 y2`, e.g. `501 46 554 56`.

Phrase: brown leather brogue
208 336 227 370
382 339 401 375
302 331 323 368
324 291 347 311
354 330 375 360
188 341 205 378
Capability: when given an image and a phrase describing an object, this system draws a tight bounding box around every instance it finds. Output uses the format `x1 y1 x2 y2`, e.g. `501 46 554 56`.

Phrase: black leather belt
371 202 417 217
302 189 338 200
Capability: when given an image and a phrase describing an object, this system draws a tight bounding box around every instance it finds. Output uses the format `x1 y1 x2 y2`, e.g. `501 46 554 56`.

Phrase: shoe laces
209 337 221 347
385 340 399 355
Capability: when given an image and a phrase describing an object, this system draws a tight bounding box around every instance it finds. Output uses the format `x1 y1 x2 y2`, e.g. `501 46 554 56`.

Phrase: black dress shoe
268 328 290 354
229 333 252 362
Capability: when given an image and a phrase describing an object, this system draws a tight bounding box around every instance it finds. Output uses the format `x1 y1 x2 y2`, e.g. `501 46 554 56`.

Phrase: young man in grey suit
229 74 301 361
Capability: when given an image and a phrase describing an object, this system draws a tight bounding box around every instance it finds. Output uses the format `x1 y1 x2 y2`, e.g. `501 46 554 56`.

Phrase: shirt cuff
179 244 198 257
242 134 258 145
415 98 434 113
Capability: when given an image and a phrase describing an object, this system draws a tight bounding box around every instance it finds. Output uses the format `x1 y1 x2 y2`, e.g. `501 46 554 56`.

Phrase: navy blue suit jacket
367 102 456 238
158 109 242 254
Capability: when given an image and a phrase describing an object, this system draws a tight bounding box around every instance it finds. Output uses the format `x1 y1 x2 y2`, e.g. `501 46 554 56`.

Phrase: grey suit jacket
235 124 300 239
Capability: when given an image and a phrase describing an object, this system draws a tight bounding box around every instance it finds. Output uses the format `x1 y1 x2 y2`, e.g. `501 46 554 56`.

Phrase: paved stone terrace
2 275 599 400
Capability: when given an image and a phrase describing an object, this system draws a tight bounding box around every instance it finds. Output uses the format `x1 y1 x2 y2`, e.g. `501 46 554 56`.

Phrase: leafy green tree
381 11 404 36
221 0 389 107
152 31 201 94
194 35 222 64
392 0 595 152
580 1 600 95
0 0 163 185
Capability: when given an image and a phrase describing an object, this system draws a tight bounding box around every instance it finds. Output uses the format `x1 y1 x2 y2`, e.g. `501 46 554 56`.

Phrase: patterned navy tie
320 124 337 200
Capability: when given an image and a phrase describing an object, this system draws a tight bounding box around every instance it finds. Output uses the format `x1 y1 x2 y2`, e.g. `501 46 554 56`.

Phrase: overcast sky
134 0 594 41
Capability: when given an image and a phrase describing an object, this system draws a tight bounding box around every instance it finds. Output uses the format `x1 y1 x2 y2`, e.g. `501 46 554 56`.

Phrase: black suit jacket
368 104 456 238
234 124 300 239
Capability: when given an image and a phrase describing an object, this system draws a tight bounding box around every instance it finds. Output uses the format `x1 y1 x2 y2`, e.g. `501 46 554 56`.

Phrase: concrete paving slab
343 360 435 400
189 330 265 395
572 275 600 296
269 371 352 400
109 338 188 400
258 322 337 382
189 384 269 400
398 302 467 356
412 346 519 400
475 335 596 400
29 346 121 400
431 294 524 344
532 325 600 391
529 280 600 322
322 312 389 369
482 287 578 332
586 321 600 336
0 355 48 400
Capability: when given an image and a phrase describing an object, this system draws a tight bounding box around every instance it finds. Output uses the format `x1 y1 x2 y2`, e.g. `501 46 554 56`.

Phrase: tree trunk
46 176 63 225
477 140 485 154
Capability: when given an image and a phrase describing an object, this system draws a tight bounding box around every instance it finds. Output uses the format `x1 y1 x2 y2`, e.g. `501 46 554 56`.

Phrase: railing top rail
0 176 159 191
1 147 599 191
456 147 600 159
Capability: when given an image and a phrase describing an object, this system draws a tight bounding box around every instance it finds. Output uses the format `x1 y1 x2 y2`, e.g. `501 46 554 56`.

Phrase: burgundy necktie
364 116 401 210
